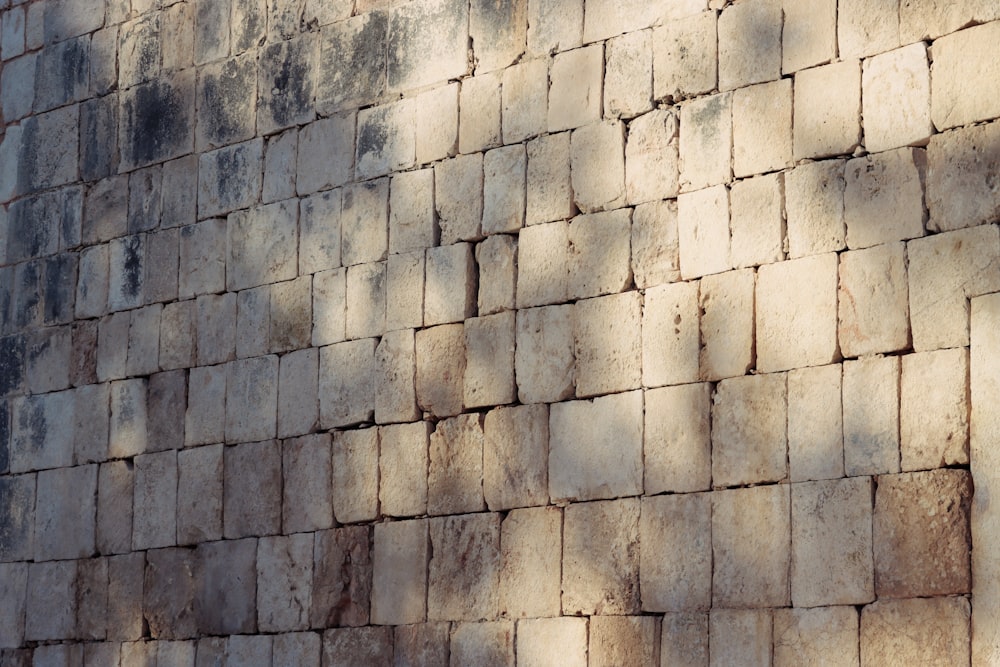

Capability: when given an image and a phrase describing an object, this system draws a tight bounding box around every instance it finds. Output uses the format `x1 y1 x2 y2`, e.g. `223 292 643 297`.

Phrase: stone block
782 0 836 73
312 268 346 347
653 11 716 102
195 538 257 636
342 178 389 266
386 0 469 92
583 0 708 43
843 356 900 476
177 444 223 545
73 383 109 464
379 421 430 517
845 148 926 249
236 284 270 357
196 293 236 365
515 305 574 404
643 281 700 388
785 159 846 258
0 563 26 648
838 243 910 357
389 168 436 254
257 534 313 632
501 58 547 144
590 616 659 667
144 548 197 640
449 622 515 666
571 120 626 213
258 35 316 134
526 0 582 55
550 391 643 503
517 617 587 667
97 461 133 555
861 598 970 666
322 627 392 667
428 513 501 621
794 60 861 159
874 469 972 598
661 613 709 667
316 11 387 114
567 209 632 300
70 321 100 389
297 115 355 195
125 306 161 378
24 326 72 394
562 498 640 615
196 53 257 151
161 156 198 230
732 80 792 178
526 132 573 226
144 229 179 304
713 485 791 608
415 323 466 417
345 262 386 340
160 301 195 371
731 173 785 268
394 624 450 666
1 8 24 61
471 0 525 73
375 329 419 424
1 53 34 123
718 0 781 91
185 365 226 446
0 473 34 561
773 607 858 667
709 610 772 666
476 234 517 315
428 414 486 515
24 561 77 641
16 106 80 199
756 252 839 372
263 129 297 204
108 234 145 312
332 428 380 523
625 109 679 204
197 139 263 220
268 278 311 354
908 224 1000 351
605 30 653 119
464 312 516 408
459 70 502 154
787 365 843 482
133 451 177 550
436 153 483 244
630 201 679 290
356 99 416 179
678 185 729 279
928 121 1000 232
84 644 121 667
483 404 548 510
901 349 969 470
319 338 376 427
497 506 561 619
227 200 297 292
280 434 332 533
838 0 898 59
312 526 372 628
931 21 1000 130
425 243 476 326
224 440 281 539
83 177 127 245
118 13 160 89
548 44 602 132
645 383 711 494
274 632 320 666
574 292 642 396
371 519 428 625
75 558 105 641
277 349 318 439
862 43 932 153
298 190 342 276
119 72 195 173
712 373 787 487
76 245 109 320
791 477 874 607
11 390 75 472
482 145 526 234
516 220 569 308
107 552 144 641
640 493 711 612
414 83 459 164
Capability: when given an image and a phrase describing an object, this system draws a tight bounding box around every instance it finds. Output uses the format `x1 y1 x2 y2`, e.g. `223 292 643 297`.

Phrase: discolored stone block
645 383 711 494
450 622 515 666
195 538 257 636
323 627 393 667
24 560 77 642
787 364 844 482
415 323 466 418
371 519 428 625
0 473 34 562
317 11 387 114
332 428 380 523
861 598 970 666
97 461 133 555
297 115 355 196
774 606 858 667
227 199 297 292
132 451 178 550
386 0 469 93
258 35 317 134
717 0 781 91
679 93 731 192
794 60 861 159
570 120 626 213
642 281 700 388
107 553 144 641
312 526 372 628
567 209 632 301
319 338 376 427
393 623 450 666
257 534 313 632
471 0 526 73
428 414 486 516
838 243 910 357
11 389 75 472
590 616 660 667
640 493 711 612
144 548 197 640
845 147 926 249
119 72 195 172
356 99 416 179
196 53 257 152
563 498 640 615
177 444 223 545
224 440 281 539
428 513 501 621
843 356 900 476
464 312 516 408
927 121 1000 233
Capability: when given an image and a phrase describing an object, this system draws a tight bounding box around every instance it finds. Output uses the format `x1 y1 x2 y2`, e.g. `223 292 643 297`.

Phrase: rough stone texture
319 338 376 427
0 565 26 647
379 422 430 518
774 607 859 667
794 60 862 160
562 498 640 616
144 548 197 640
653 11 716 102
845 148 926 250
699 268 754 380
711 612 773 667
567 209 632 300
177 445 223 546
641 493 711 612
224 440 281 539
679 94 731 192
497 506 561 619
483 404 548 510
428 414 485 516
226 356 278 443
482 145 526 235
332 428 380 523
712 373 787 487
415 324 466 418
317 11 387 114
838 0 898 59
838 243 910 357
516 221 568 307
374 329 419 424
312 526 372 629
464 312 516 408
625 110 678 205
386 251 425 332
605 30 652 119
356 100 415 180
346 262 386 340
717 0 781 91
195 538 257 636
133 451 177 551
526 132 574 226
425 243 476 327
298 191 341 276
515 305 574 404
517 617 587 667
389 168 436 254
574 292 642 396
12 390 76 472
257 534 313 632
863 43 933 153
0 473 35 562
678 185 729 279
590 616 659 667
371 519 428 625
788 364 844 482
185 365 226 447
782 0 836 73
227 200 297 292
428 513 500 621
900 348 969 471
450 621 515 667
107 553 144 641
732 79 792 178
642 281 699 387
570 121 626 213
393 623 449 666
278 348 319 438
436 153 483 244
843 356 901 476
501 58 548 144
476 234 517 315
549 45 603 132
931 21 1000 131
861 598 970 666
460 70 502 153
729 173 785 268
282 434 333 534
25 560 77 642
323 627 392 667
644 383 711 494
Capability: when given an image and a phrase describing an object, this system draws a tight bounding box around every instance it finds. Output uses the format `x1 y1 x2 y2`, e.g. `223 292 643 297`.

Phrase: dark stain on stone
0 268 12 336
6 196 53 263
34 35 89 111
44 254 78 325
121 235 144 302
81 96 119 182
264 39 312 128
124 78 189 169
0 335 24 397
357 111 389 165
200 56 255 147
0 400 9 474
14 262 41 331
60 187 84 250
22 397 46 450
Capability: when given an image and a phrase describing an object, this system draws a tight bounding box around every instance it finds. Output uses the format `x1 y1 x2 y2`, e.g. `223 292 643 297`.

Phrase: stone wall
1 0 1000 664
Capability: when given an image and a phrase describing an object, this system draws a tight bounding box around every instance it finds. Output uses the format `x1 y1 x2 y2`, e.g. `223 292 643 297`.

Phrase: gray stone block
144 548 197 639
226 355 278 443
33 34 89 113
372 519 428 625
109 378 147 459
128 165 162 234
332 428 379 523
322 627 393 667
196 292 236 365
224 440 281 539
356 100 415 180
24 325 71 394
319 338 376 428
125 305 162 377
227 199 297 291
277 348 319 439
83 176 127 245
263 129 298 204
107 552 144 641
185 364 226 446
195 538 257 635
11 390 75 472
299 189 342 275
257 533 313 632
76 557 107 641
133 450 178 550
297 114 355 195
177 444 223 545
258 35 317 134
42 254 78 326
161 155 198 230
394 623 450 666
97 461 133 555
0 562 27 648
387 0 469 93
282 434 332 533
0 473 34 562
44 0 104 43
34 464 97 560
198 139 263 219
270 276 312 354
119 71 195 172
196 53 258 151
118 13 160 89
317 11 387 114
25 561 77 641
108 234 145 312
70 320 99 388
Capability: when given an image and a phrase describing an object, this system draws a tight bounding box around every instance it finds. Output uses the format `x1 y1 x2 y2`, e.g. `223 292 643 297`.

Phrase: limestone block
590 616 659 667
70 322 99 390
298 115 355 195
631 200 680 289
733 80 792 178
908 224 1000 351
389 168 436 254
567 209 632 300
159 301 195 371
258 35 316 134
927 121 1000 232
17 102 80 196
526 132 573 227
414 83 459 164
712 373 787 486
177 444 223 545
225 356 278 443
652 11 716 103
11 389 76 472
641 493 711 612
734 174 786 269
642 281 699 387
517 617 587 667
502 58 548 144
0 562 26 648
464 312 516 408
322 627 392 667
24 561 77 641
25 326 72 394
342 178 389 266
224 440 281 539
0 473 34 562
903 349 969 470
196 53 257 152
774 607 858 667
756 252 839 372
185 365 226 447
178 220 225 300
257 534 313 632
316 11 387 114
550 391 643 502
712 485 791 608
496 506 561 619
516 220 569 307
106 553 144 642
194 637 227 667
436 153 483 244
263 130 297 204
77 557 107 643
574 292 642 396
583 0 708 43
133 451 177 551
197 139 263 220
393 623 449 666
386 0 469 92
332 428 379 523
476 234 517 315
73 383 109 464
371 519 428 625
161 156 198 230
563 498 640 615
450 622 514 666
931 22 1000 130
546 45 605 131
1 53 34 123
425 243 476 326
96 461 132 555
605 30 653 119
862 43 932 154
312 526 372 628
85 644 121 667
678 185 729 279
384 251 424 332
428 414 486 515
570 120 626 213
228 200 297 292
76 245 109 320
861 598 970 666
843 356 900 476
319 338 376 427
144 548 197 640
282 434 332 534
415 323 466 417
379 422 430 518
625 110 679 205
125 306 161 378
469 0 525 72
196 293 236 366
483 404 548 510
717 0 781 90
514 305 573 404
128 166 162 235
299 190 342 276
374 329 419 424
660 614 709 666
226 635 273 666
312 268 347 347
791 477 874 607
838 0 898 59
428 513 501 621
645 384 711 494
838 243 910 357
794 60 861 159
356 99 416 179
787 365 843 482
526 0 581 54
195 538 257 636
277 349 318 439
782 0 836 73
108 234 145 312
699 269 754 380
874 469 972 597
845 148 926 249
460 70 502 154
483 145 526 234
785 159 845 258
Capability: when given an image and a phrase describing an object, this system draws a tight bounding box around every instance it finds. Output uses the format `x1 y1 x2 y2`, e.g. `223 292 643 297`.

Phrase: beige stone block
625 110 679 205
323 627 391 667
372 519 427 625
678 185 730 279
574 292 642 397
379 421 430 517
874 469 972 598
428 413 486 515
516 220 569 307
645 383 711 494
393 623 449 666
730 173 785 268
718 0 781 91
548 44 603 132
319 338 375 428
197 292 237 366
901 348 968 471
415 323 466 418
471 0 526 73
567 209 632 300
385 250 424 332
641 493 711 612
908 224 1000 351
712 373 787 486
570 120 626 213
517 617 587 667
332 428 379 524
709 609 772 667
502 58 547 144
733 79 792 178
927 121 1000 233
583 0 707 43
562 498 640 615
861 598 970 666
257 534 313 632
482 145 526 234
312 267 347 347
374 329 419 425
515 305 574 404
498 507 561 619
901 0 1000 43
653 11 717 102
712 485 791 608
464 312 516 408
526 132 574 226
843 356 901 476
428 513 500 621
699 268 754 380
844 148 926 249
549 391 643 502
863 43 932 154
312 528 372 629
282 434 333 534
476 234 517 315
449 621 514 666
661 613 709 667
415 83 458 164
679 93 732 192
757 252 839 372
225 355 279 444
299 190 342 275
788 364 844 482
838 243 910 357
341 178 389 266
931 22 1000 131
785 159 846 258
526 0 583 56
590 616 659 667
270 276 312 354
345 261 386 340
642 281 699 387
605 30 652 119
460 70 502 154
631 199 679 289
782 0 836 73
435 153 483 244
774 607 859 667
224 439 281 539
484 404 548 510
794 60 861 160
389 169 436 254
838 0 898 59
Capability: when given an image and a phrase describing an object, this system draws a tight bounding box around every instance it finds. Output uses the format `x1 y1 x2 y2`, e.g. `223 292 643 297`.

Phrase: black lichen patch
318 11 387 112
14 261 42 331
0 400 9 474
6 194 57 264
121 235 145 302
261 37 314 130
43 254 78 325
198 55 257 148
33 34 90 112
121 74 194 170
81 96 120 182
233 0 267 53
0 335 24 397
357 108 390 166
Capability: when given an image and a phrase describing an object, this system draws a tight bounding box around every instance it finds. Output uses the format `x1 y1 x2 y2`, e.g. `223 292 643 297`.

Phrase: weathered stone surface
571 121 626 213
133 451 178 550
144 548 197 640
34 33 89 112
332 428 380 523
774 606 859 667
124 306 160 379
342 178 389 266
574 291 641 396
712 372 787 487
843 356 900 476
590 616 659 667
76 245 109 320
428 413 485 515
108 234 145 312
319 338 376 427
107 552 144 641
782 0 836 73
717 0 781 90
517 617 587 667
386 0 469 92
643 281 699 387
97 461 133 556
389 168 436 254
177 444 223 546
679 92 731 192
583 0 706 43
730 173 785 268
861 598 970 666
931 21 1000 130
0 473 34 562
450 622 515 666
298 115 355 195
838 0 899 59
225 356 278 443
323 627 392 667
526 132 573 227
415 323 466 418
476 234 517 315
436 153 483 244
900 348 968 471
144 230 179 304
312 268 346 347
625 110 678 204
631 200 679 289
374 329 418 424
470 0 525 73
257 534 313 632
733 81 792 179
312 526 372 629
641 493 711 612
794 60 861 159
514 305 573 404
425 243 476 326
497 506 561 619
277 349 319 439
605 30 653 119
11 390 75 472
788 364 844 482
25 560 77 641
73 383 108 464
428 513 500 621
196 53 257 151
195 538 257 636
0 562 26 648
501 58 547 144
379 422 429 518
863 43 932 153
548 44 602 132
483 404 548 510
563 498 640 615
709 609 772 667
279 434 331 534
483 145 526 234
845 148 926 249
567 209 631 300
838 243 910 357
460 70 502 154
24 326 72 394
75 559 105 644
274 632 321 666
929 119 1000 233
678 185 729 279
262 129 297 204
661 613 709 667
224 440 281 539
185 364 226 446
258 35 317 134
298 190 341 276
356 99 415 179
393 624 450 666
270 277 312 354
371 519 427 625
516 220 568 308
317 11 387 114
464 312 516 408
120 72 195 172
1 54 34 124
645 383 711 494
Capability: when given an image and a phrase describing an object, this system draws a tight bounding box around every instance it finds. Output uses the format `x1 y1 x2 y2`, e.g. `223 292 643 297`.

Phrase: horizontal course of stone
1 0 999 664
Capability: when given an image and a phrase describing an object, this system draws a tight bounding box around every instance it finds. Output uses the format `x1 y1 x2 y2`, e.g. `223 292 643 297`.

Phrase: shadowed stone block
196 538 257 636
312 526 372 628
